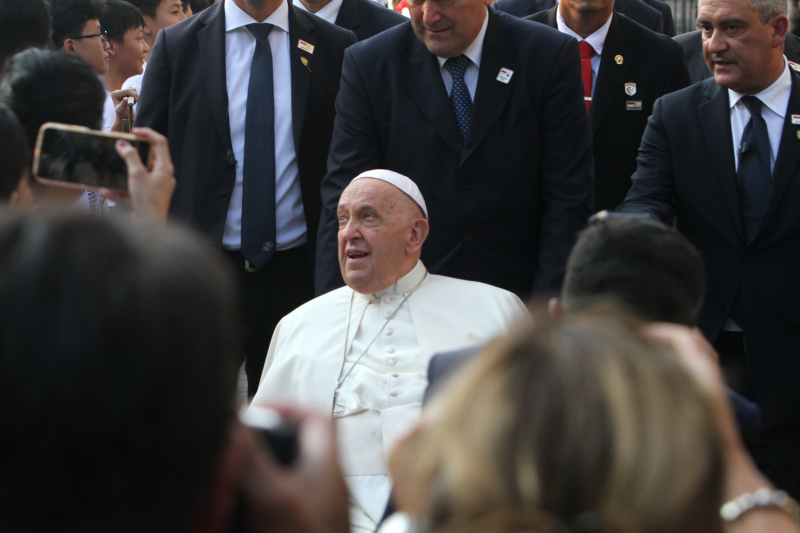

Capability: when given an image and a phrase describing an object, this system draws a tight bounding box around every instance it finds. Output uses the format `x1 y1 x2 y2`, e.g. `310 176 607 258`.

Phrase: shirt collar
292 0 343 23
225 0 290 34
436 7 489 69
556 8 613 56
728 58 791 119
354 261 428 302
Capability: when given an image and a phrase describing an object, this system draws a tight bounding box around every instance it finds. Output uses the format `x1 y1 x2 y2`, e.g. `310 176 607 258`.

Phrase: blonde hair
408 313 725 533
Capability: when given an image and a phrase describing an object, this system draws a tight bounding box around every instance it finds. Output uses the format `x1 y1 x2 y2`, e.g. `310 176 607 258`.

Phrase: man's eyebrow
338 203 378 212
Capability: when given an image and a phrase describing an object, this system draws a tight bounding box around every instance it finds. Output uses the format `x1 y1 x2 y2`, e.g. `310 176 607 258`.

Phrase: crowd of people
2 0 800 531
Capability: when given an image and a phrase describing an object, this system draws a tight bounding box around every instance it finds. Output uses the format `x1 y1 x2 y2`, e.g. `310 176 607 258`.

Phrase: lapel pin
496 67 513 84
626 100 642 111
797 130 800 140
792 114 800 125
790 61 800 72
300 56 311 72
615 55 623 65
297 39 315 54
624 82 636 96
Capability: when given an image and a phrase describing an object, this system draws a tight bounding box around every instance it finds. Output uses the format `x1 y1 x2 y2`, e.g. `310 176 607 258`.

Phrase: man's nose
422 1 442 24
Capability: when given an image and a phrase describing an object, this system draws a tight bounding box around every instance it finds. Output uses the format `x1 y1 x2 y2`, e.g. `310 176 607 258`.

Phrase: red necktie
579 41 593 113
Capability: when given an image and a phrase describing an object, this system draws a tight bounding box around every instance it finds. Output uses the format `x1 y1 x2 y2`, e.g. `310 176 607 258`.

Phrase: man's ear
143 15 155 36
61 38 76 54
9 174 35 209
106 39 117 55
406 218 430 255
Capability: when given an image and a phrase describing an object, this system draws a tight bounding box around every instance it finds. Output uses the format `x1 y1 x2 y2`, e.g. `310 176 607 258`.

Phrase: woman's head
392 312 725 533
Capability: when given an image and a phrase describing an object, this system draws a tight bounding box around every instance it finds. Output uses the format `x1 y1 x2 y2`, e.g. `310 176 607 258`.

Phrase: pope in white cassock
250 169 529 532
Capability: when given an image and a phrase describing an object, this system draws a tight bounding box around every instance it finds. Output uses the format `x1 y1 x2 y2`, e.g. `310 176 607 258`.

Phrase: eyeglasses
68 31 108 46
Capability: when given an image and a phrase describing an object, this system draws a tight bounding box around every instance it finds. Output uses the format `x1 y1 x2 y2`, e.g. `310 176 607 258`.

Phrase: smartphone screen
34 125 151 192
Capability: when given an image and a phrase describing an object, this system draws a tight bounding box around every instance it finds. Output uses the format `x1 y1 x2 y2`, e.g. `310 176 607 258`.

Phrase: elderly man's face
338 179 425 294
408 0 490 58
698 0 787 94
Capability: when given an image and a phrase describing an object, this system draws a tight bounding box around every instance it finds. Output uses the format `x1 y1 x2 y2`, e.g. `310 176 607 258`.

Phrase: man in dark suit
135 0 355 395
620 0 800 499
675 28 800 83
315 3 594 299
293 0 405 41
528 1 689 210
493 0 674 35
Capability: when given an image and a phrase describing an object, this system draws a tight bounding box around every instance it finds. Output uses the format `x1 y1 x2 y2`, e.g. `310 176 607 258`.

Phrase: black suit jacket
528 8 690 210
493 0 665 34
135 1 355 256
640 0 674 36
620 73 800 424
316 9 594 298
334 0 405 41
674 29 800 84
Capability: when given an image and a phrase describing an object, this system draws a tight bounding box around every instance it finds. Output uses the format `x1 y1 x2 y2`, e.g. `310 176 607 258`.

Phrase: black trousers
224 245 315 397
715 331 800 500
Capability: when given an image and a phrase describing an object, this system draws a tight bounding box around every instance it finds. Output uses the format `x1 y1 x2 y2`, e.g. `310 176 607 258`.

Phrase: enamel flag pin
301 56 311 72
297 39 315 54
615 55 623 65
792 114 800 125
790 61 800 72
624 82 636 96
496 67 513 84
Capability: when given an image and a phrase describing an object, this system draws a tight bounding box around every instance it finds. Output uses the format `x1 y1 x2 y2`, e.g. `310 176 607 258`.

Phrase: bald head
337 176 430 294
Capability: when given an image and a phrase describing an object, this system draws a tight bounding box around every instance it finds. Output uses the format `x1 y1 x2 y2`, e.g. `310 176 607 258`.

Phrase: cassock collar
354 261 428 302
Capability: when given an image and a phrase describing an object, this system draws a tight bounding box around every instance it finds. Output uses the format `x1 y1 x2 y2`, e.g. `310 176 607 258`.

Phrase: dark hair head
50 0 107 48
190 0 213 13
0 211 240 532
0 105 29 201
0 0 52 71
101 0 145 43
561 218 706 326
0 48 105 166
121 0 162 19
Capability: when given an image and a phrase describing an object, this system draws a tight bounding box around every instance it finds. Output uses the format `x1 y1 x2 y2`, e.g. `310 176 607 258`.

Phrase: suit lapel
699 80 745 243
288 3 315 152
197 2 231 151
758 72 800 237
463 10 516 164
398 32 463 155
591 13 633 134
335 0 359 34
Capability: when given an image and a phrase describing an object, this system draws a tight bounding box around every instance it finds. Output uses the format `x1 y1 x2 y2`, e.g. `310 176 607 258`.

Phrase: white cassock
251 261 529 532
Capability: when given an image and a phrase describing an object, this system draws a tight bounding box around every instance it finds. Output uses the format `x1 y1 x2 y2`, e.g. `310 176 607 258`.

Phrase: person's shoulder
353 0 407 23
163 0 220 38
616 13 681 53
346 20 413 57
275 285 352 329
491 8 573 47
291 5 356 44
425 273 525 305
673 29 701 47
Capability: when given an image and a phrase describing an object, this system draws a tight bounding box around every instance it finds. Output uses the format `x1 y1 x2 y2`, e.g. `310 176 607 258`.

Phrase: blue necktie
737 95 771 242
446 55 472 141
242 23 276 268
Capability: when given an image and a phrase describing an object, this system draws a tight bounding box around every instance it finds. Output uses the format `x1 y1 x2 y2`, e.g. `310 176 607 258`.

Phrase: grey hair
750 0 788 22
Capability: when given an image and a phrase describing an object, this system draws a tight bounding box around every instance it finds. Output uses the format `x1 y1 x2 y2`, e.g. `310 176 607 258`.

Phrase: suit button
462 179 472 189
220 192 229 202
463 232 473 242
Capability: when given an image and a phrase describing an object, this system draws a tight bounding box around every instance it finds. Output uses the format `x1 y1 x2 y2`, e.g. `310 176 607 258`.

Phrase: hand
101 127 175 223
109 88 138 132
236 405 350 533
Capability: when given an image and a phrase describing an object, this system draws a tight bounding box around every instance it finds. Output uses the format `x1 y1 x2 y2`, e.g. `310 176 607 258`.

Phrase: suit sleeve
134 29 170 136
315 48 380 295
617 97 676 223
533 36 595 293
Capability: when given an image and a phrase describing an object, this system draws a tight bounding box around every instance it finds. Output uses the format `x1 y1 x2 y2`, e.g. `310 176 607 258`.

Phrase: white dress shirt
556 10 613 96
436 8 489 100
292 0 344 24
729 59 792 174
222 0 307 252
121 61 147 113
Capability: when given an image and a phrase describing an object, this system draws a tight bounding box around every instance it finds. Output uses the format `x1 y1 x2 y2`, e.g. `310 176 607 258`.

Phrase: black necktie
737 95 771 242
242 23 276 268
446 55 472 141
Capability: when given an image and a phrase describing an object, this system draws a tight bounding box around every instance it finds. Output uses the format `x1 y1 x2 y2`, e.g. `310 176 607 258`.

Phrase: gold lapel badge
615 55 623 65
300 56 311 72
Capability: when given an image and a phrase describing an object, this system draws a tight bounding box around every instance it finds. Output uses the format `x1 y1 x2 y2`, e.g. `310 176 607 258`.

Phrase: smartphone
239 406 299 466
33 122 153 192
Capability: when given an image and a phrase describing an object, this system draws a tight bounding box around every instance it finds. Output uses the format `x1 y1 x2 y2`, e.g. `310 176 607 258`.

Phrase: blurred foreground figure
0 212 349 533
388 313 800 533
